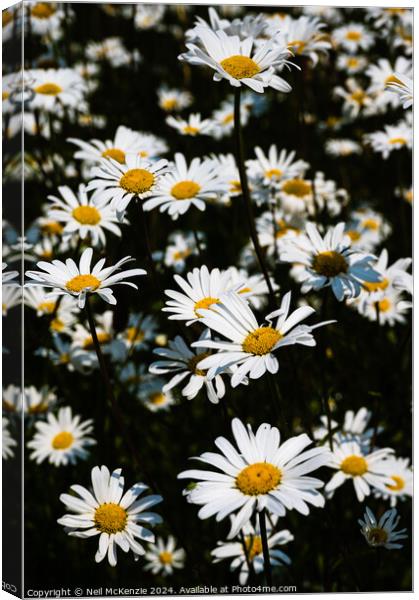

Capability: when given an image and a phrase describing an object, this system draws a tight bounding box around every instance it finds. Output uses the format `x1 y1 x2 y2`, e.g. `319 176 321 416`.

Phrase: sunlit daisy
356 288 412 326
313 407 381 449
134 4 166 30
25 247 146 309
139 379 176 412
334 78 375 118
278 15 331 65
178 418 330 538
345 210 391 251
158 87 193 112
166 113 214 136
336 55 367 75
210 99 250 140
27 406 95 466
366 57 412 107
333 23 374 53
144 536 185 576
29 3 67 36
58 466 163 566
29 68 86 112
359 507 407 549
193 291 334 387
246 145 308 187
374 457 413 507
365 122 412 159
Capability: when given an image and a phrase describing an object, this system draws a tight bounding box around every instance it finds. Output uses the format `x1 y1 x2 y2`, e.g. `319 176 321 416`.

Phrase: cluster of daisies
2 3 412 585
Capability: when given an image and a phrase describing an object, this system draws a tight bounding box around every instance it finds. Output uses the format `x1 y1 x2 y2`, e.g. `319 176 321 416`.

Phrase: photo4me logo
3 581 18 594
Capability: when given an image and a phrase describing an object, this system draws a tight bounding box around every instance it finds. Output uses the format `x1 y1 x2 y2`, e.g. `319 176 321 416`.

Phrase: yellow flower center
265 168 283 179
281 178 311 198
3 11 13 26
288 40 306 54
94 503 127 534
364 278 389 292
405 190 413 203
2 91 10 100
28 403 49 414
126 327 145 343
171 180 201 200
51 431 74 450
378 298 391 313
187 352 211 376
385 74 402 86
65 274 100 293
50 318 64 332
102 147 126 164
31 3 56 19
347 57 360 68
242 327 282 356
346 230 361 241
34 83 63 96
83 332 111 349
149 392 167 406
345 30 361 41
222 113 234 124
72 205 101 225
388 137 407 145
340 455 368 476
138 150 149 158
220 55 260 80
244 535 263 560
236 462 282 496
159 551 173 565
59 352 70 364
38 301 56 314
312 251 348 278
119 168 155 195
230 180 242 194
41 221 63 235
182 125 200 135
161 98 178 111
367 527 388 546
362 218 379 230
173 249 191 261
193 296 220 317
386 475 405 491
350 90 367 104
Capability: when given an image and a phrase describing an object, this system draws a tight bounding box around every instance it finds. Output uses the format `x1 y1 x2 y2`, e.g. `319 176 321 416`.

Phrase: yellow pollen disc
388 137 407 145
182 125 200 135
242 327 282 356
239 287 252 294
265 168 283 179
350 90 366 104
340 455 368 476
139 150 149 157
346 230 361 241
193 296 220 317
367 527 388 545
312 251 348 278
222 113 234 124
31 3 56 18
244 536 263 561
171 180 201 200
236 462 282 496
149 392 166 406
42 251 53 259
162 98 177 111
187 352 211 376
2 91 10 100
28 403 49 415
65 274 100 293
102 147 126 164
126 327 145 343
362 218 378 230
38 301 56 314
173 249 191 261
51 431 74 450
83 332 111 349
364 278 389 292
386 475 405 491
59 352 70 364
34 82 63 96
230 180 242 193
119 168 155 195
378 298 391 313
72 205 101 225
288 40 306 54
159 551 173 565
94 503 127 534
41 221 63 235
385 74 402 86
50 318 64 332
281 178 311 198
405 190 413 203
345 30 362 41
347 57 359 68
220 55 260 80
3 11 13 26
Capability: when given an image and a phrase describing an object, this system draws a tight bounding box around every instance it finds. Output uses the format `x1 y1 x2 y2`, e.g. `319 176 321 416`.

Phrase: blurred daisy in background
365 122 412 159
333 23 374 53
166 113 214 136
374 457 413 507
246 145 308 187
139 378 176 412
3 384 56 417
86 37 132 67
158 87 193 112
358 507 407 549
325 139 362 157
2 418 17 460
144 536 185 576
162 231 205 273
386 72 413 108
29 68 86 112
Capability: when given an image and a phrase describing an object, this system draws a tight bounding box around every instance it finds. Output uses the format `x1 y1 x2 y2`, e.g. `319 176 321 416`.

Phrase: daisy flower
139 379 176 412
158 87 193 112
193 291 334 387
150 331 228 405
29 3 67 36
29 68 86 112
36 333 97 374
325 439 394 502
246 145 308 187
27 406 95 466
2 418 17 460
179 29 293 94
211 519 293 584
143 153 229 220
279 222 381 301
162 265 240 326
210 99 250 140
366 57 412 106
386 72 413 109
374 457 413 507
134 4 165 30
278 15 331 66
336 55 367 75
166 113 214 136
228 267 279 310
46 184 122 246
87 154 169 220
345 210 391 251
25 247 146 309
2 262 18 283
58 466 163 566
85 37 131 67
144 536 185 576
332 23 374 53
365 122 412 159
163 231 205 273
3 385 56 416
24 284 78 322
2 283 21 315
178 418 330 538
358 507 408 550
118 312 158 352
356 288 412 326
325 139 362 157
334 78 375 118
257 209 304 257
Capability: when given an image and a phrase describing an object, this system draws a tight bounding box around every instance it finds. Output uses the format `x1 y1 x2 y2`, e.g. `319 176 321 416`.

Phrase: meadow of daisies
2 2 413 595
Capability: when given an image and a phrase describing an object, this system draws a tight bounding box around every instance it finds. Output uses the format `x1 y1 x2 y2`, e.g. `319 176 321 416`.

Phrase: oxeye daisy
278 15 332 66
386 72 413 109
211 519 293 585
3 384 56 416
332 23 374 53
29 68 86 112
257 209 303 258
2 418 17 460
25 247 146 309
142 153 228 220
158 87 193 112
150 330 227 405
178 418 330 538
179 29 293 94
193 291 334 387
279 222 381 301
46 184 122 247
246 145 308 187
29 3 67 36
358 507 408 550
27 406 95 466
228 267 279 310
87 154 169 220
314 407 378 449
166 113 214 136
374 457 413 507
334 78 375 119
139 378 176 412
366 57 412 107
210 99 250 140
143 536 186 576
325 439 394 502
163 231 205 273
85 37 132 67
336 55 367 75
325 139 362 157
58 466 163 566
356 288 412 326
162 265 240 326
365 122 412 159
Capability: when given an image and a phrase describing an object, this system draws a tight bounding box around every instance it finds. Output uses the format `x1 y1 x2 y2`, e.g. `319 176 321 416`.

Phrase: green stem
258 508 273 587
